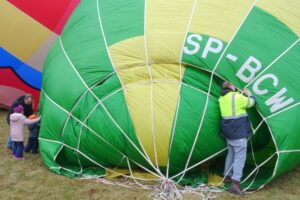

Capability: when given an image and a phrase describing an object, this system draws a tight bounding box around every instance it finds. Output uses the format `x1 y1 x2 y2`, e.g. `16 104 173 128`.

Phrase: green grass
0 111 299 200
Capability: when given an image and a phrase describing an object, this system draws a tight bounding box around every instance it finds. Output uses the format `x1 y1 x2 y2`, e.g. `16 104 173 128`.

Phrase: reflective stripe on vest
232 93 236 117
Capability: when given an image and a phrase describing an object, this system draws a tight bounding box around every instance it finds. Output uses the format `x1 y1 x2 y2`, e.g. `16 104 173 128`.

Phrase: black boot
228 179 245 196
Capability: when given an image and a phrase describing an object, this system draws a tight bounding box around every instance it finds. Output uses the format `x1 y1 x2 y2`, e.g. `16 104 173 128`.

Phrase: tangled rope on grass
149 179 226 200
150 179 182 200
91 176 226 200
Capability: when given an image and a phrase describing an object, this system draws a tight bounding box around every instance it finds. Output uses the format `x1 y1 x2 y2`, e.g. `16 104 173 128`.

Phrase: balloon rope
41 89 162 179
59 72 115 174
40 137 161 181
241 38 300 190
58 35 163 177
244 38 300 89
166 0 200 178
266 101 300 120
142 0 162 175
175 0 259 183
241 139 260 191
126 158 154 189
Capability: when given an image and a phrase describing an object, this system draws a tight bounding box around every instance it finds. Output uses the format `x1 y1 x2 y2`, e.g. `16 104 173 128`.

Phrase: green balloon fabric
40 0 300 190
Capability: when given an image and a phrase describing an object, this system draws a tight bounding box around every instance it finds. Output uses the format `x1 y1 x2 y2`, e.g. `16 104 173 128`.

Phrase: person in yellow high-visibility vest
219 82 256 196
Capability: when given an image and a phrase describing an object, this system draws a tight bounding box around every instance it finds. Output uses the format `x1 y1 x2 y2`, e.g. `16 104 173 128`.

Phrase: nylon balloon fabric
39 0 300 190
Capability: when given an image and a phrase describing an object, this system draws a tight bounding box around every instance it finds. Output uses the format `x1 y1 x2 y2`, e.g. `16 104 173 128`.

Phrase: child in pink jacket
10 105 41 160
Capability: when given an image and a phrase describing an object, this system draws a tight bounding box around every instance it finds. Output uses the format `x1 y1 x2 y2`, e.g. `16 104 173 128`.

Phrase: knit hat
222 82 234 90
13 105 24 113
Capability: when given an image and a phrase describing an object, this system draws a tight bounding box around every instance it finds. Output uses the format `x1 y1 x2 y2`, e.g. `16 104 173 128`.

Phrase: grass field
0 111 299 200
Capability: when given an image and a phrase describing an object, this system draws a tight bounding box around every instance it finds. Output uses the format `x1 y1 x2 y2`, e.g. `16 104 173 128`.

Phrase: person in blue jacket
219 82 256 196
24 114 41 154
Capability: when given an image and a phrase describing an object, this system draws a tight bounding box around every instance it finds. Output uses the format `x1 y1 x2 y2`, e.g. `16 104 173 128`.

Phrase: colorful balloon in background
0 0 80 109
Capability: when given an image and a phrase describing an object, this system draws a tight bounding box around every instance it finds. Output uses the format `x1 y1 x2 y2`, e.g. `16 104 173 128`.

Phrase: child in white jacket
10 105 41 160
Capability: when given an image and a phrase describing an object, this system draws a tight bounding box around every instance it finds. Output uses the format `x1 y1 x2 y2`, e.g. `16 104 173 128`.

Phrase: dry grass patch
0 111 299 199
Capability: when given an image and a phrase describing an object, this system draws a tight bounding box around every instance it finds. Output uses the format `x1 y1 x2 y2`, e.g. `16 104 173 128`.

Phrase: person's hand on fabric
243 88 252 96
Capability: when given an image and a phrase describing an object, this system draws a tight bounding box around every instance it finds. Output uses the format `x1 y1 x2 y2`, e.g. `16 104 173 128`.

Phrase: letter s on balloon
183 34 202 55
